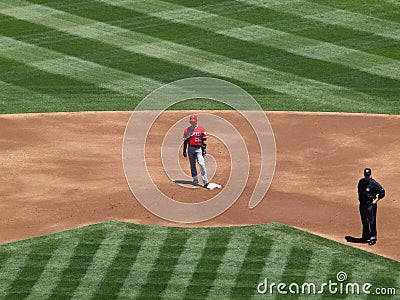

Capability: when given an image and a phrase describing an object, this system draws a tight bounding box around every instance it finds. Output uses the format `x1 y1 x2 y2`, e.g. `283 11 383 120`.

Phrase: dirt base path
0 111 399 260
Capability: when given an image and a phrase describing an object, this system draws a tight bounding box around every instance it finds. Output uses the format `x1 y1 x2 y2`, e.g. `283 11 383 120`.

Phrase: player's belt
189 145 201 148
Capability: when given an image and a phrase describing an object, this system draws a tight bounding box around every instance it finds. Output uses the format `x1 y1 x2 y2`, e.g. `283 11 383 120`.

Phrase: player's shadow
173 180 199 186
345 236 369 244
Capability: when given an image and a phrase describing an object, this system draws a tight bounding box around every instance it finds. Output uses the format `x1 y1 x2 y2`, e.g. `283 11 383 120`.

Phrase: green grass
0 221 398 299
0 0 398 114
0 1 399 298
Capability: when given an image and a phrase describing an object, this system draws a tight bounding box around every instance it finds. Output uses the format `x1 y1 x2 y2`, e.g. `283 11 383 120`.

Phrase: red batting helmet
189 114 197 122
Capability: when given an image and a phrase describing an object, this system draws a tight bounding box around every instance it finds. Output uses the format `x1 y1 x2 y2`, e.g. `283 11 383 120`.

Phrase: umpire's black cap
364 168 372 176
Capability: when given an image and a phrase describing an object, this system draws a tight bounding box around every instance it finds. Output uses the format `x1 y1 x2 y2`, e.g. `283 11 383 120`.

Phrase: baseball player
357 168 385 245
182 114 208 188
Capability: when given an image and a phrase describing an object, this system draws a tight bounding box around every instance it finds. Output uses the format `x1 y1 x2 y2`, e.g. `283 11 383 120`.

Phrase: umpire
358 168 385 245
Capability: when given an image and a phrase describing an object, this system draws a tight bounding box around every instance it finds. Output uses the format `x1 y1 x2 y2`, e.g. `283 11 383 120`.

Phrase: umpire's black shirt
358 178 385 205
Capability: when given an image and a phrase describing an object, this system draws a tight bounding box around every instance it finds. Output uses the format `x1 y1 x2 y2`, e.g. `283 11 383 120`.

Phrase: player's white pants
188 145 208 184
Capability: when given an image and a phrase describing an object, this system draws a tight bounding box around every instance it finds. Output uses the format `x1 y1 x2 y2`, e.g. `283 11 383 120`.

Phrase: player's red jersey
183 125 207 146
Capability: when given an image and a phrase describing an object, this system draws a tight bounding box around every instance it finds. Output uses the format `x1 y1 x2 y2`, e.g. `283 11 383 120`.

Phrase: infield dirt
0 111 399 260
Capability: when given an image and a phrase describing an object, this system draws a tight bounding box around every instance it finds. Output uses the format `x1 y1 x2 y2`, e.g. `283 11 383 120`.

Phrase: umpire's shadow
345 236 369 244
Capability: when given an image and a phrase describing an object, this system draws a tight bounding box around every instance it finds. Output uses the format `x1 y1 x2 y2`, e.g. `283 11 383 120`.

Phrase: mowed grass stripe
231 234 274 299
0 17 208 89
0 80 67 113
0 252 29 298
0 56 133 113
336 254 398 299
0 35 161 96
5 242 60 299
206 231 251 299
91 230 146 298
252 236 294 299
49 230 108 298
276 246 313 300
238 0 400 41
0 222 399 299
126 43 378 110
0 252 9 269
365 266 399 299
117 226 169 299
95 0 400 101
321 256 354 300
386 0 400 7
0 1 381 111
26 239 80 300
137 228 190 299
323 0 400 22
161 230 210 300
103 0 400 81
58 0 400 63
298 248 333 299
71 228 127 300
219 27 400 81
184 231 231 299
397 269 400 298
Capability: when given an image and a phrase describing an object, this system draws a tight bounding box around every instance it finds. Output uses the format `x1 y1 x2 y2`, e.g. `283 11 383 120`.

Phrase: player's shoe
203 183 209 188
192 176 199 185
368 239 376 245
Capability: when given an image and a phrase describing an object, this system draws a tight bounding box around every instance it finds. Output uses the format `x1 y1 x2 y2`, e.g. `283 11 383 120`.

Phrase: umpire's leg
369 204 378 241
359 204 370 239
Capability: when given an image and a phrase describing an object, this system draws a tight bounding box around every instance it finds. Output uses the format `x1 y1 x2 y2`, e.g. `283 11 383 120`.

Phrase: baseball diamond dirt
0 111 399 260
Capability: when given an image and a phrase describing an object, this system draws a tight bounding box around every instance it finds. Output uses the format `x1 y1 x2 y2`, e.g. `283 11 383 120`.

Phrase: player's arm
202 130 207 156
183 139 188 157
182 129 188 157
202 129 208 144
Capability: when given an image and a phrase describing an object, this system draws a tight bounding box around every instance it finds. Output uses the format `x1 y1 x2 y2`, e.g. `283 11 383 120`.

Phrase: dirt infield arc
0 111 399 260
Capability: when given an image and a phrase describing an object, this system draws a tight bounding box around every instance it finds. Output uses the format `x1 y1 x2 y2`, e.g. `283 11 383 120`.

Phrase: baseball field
0 0 399 299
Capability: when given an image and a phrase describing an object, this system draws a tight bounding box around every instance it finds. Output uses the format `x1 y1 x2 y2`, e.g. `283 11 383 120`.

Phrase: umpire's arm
372 180 385 205
376 181 385 200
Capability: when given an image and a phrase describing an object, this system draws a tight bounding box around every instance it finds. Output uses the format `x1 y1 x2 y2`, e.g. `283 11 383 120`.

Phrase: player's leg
195 148 208 186
188 146 198 182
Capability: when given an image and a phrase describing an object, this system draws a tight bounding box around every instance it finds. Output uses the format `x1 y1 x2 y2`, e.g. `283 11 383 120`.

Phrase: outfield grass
0 221 398 299
0 0 399 114
1 1 399 299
